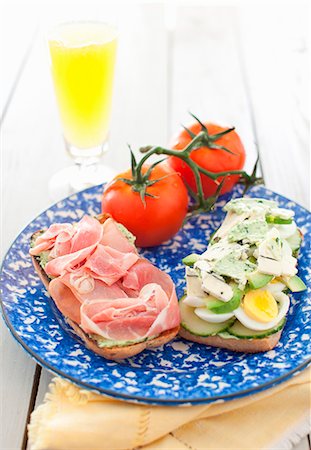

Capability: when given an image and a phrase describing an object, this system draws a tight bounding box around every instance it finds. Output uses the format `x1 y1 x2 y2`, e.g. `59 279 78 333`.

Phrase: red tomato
102 162 188 247
168 122 246 197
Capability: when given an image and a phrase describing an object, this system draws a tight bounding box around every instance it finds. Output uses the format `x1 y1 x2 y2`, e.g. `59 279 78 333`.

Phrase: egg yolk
270 277 280 284
243 290 278 323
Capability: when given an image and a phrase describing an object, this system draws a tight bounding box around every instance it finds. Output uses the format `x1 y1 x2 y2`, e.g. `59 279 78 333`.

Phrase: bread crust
68 318 179 360
31 219 294 357
179 326 282 353
31 251 179 360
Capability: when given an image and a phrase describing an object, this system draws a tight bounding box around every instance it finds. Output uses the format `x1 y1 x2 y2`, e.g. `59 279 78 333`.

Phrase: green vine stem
118 117 263 214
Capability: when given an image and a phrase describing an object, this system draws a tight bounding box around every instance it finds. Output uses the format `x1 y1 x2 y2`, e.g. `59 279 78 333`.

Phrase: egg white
264 282 286 295
234 292 290 331
183 296 206 307
194 307 235 323
269 222 297 239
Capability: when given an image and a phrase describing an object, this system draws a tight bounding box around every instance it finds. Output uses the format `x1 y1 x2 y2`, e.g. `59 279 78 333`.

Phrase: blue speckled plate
1 184 310 405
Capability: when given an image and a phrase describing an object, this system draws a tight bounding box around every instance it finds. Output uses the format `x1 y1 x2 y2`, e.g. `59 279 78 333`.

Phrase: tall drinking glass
48 21 117 197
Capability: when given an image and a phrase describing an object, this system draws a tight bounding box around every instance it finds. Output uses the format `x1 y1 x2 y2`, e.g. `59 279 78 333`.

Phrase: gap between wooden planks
0 2 307 449
22 4 263 447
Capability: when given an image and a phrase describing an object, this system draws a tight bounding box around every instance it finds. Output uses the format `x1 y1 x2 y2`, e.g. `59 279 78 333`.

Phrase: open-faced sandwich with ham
30 214 180 360
179 197 306 353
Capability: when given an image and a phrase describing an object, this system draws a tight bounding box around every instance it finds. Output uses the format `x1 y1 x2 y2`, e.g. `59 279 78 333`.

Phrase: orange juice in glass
48 22 117 195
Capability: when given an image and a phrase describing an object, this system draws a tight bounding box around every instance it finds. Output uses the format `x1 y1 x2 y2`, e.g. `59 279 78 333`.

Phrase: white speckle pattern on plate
1 184 310 405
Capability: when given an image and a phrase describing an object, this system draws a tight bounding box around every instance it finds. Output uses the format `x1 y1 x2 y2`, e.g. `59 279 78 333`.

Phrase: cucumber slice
227 318 286 339
182 253 200 267
179 296 235 336
266 215 292 225
247 271 274 289
209 284 242 314
286 229 302 255
282 275 307 292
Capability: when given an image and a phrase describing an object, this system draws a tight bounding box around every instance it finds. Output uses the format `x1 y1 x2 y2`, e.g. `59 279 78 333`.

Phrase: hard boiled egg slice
244 290 278 322
234 291 289 331
194 307 235 323
269 222 297 239
183 296 206 307
264 280 286 295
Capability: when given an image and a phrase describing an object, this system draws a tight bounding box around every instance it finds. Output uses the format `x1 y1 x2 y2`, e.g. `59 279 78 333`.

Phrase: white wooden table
1 2 310 449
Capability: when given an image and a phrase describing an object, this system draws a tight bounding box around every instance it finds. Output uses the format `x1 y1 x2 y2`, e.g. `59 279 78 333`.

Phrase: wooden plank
9 2 169 444
0 2 38 116
171 8 309 450
1 32 68 259
0 326 38 450
0 6 40 450
2 3 309 449
237 4 309 208
170 5 259 176
1 2 169 260
108 2 169 167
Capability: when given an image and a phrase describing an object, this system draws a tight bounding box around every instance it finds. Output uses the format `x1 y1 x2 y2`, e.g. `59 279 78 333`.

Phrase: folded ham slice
79 259 180 341
49 274 129 324
80 283 174 341
83 245 139 286
101 218 137 254
30 223 75 256
31 214 180 344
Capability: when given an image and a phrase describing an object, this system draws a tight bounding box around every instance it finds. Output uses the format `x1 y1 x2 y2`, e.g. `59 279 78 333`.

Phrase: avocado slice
247 271 274 289
182 253 200 267
282 275 307 292
208 284 243 314
205 297 224 309
266 215 293 225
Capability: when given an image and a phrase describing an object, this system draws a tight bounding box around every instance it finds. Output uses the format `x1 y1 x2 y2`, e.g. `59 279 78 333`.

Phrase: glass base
48 164 117 202
65 140 108 165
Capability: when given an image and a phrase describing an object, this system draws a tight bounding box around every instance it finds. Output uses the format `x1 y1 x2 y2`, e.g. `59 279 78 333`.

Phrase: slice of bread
178 226 304 354
179 325 282 353
31 240 179 361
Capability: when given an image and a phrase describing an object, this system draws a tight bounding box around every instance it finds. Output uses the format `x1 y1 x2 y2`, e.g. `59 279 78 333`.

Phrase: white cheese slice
194 260 211 272
281 258 298 276
213 211 249 239
201 272 233 301
259 227 282 260
185 266 197 277
186 275 205 298
258 233 298 276
257 256 282 276
281 244 297 276
280 239 297 276
201 240 247 263
200 242 231 261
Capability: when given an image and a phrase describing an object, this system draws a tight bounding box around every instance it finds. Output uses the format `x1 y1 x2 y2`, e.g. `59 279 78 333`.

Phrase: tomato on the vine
168 122 246 197
101 162 188 247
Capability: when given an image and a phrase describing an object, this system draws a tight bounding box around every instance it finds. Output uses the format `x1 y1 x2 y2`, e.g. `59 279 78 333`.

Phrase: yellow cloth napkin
28 368 311 450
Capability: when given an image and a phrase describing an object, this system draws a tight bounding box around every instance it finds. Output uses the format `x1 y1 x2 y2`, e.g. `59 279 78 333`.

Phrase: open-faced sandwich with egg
179 198 306 353
30 214 180 360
